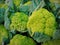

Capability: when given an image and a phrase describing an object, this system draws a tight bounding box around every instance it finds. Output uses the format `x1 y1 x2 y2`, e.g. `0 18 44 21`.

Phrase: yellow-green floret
9 34 36 45
27 8 57 37
0 25 8 44
10 12 28 32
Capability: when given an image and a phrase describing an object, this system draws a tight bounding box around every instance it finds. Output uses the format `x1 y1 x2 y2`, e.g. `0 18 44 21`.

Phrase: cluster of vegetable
0 0 60 45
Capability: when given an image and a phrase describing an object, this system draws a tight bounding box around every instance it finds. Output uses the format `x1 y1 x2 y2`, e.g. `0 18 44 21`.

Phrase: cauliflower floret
27 8 57 42
10 12 28 32
0 25 8 44
9 34 36 45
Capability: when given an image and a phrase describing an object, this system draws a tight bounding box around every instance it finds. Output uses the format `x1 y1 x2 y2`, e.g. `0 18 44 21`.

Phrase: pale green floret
27 8 57 37
9 34 36 45
0 25 8 39
42 39 60 45
0 25 8 44
10 12 28 32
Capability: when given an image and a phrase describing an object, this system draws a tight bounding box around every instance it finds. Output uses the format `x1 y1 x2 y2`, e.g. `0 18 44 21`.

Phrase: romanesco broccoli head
10 12 28 32
27 8 57 42
9 34 36 45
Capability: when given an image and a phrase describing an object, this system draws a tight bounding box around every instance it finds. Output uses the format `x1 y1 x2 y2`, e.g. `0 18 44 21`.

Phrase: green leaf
5 0 14 9
32 0 45 11
20 5 29 15
53 30 60 39
0 8 5 23
32 32 50 43
4 8 10 30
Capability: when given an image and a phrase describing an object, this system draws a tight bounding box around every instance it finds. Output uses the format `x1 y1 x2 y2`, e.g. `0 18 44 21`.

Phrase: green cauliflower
42 39 60 45
10 12 28 32
27 8 57 42
9 34 36 45
0 25 8 44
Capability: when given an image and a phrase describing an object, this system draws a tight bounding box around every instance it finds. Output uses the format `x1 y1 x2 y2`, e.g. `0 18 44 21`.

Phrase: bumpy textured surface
9 34 36 45
0 25 8 44
10 12 28 32
27 8 57 37
42 39 60 45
